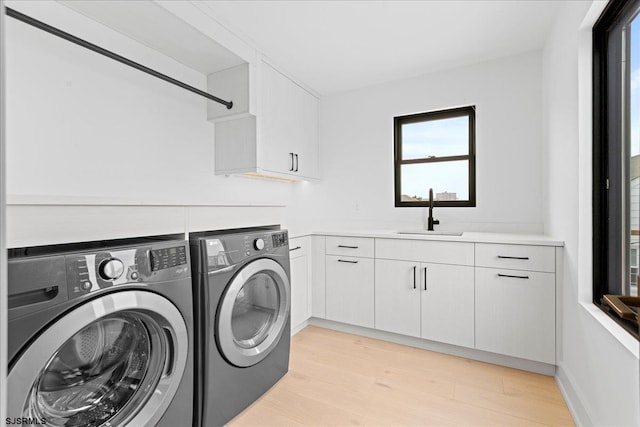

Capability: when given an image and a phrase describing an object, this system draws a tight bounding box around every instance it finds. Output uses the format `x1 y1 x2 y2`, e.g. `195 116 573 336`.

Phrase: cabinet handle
338 259 358 264
497 255 530 260
294 153 299 172
289 246 302 252
497 273 530 280
289 152 295 171
338 245 359 249
413 266 416 289
423 267 427 290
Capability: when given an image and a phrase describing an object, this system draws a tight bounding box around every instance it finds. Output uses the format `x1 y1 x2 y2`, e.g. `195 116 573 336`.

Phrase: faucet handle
433 219 440 225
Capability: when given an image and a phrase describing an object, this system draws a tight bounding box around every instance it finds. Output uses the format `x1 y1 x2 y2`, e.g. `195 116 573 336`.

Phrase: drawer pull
413 266 416 289
338 259 359 264
497 255 530 260
497 273 529 280
289 246 302 252
338 245 359 249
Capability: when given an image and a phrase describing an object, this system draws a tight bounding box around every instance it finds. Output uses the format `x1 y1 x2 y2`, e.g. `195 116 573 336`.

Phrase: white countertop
293 229 564 247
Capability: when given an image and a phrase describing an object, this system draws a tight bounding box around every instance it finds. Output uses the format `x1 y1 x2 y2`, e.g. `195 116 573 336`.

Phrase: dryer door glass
28 312 166 427
218 258 290 367
232 272 279 348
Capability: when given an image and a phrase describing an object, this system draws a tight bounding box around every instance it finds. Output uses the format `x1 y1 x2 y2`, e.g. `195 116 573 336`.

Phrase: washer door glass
29 312 164 427
218 259 290 367
8 291 189 427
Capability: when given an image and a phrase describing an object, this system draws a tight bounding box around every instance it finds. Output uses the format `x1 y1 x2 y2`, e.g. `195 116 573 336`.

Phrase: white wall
289 51 544 233
543 1 640 425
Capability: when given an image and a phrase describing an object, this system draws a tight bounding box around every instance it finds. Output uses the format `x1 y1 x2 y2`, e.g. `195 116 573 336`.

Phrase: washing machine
7 236 194 427
190 226 291 427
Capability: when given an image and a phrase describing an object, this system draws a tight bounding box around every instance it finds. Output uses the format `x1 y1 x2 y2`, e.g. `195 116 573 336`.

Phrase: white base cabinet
325 255 374 328
374 259 474 348
374 259 421 337
289 237 310 330
310 236 326 318
475 267 555 364
316 235 560 368
420 263 474 348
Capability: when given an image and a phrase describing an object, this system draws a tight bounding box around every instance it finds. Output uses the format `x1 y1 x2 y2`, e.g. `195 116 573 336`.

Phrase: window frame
393 106 476 208
593 0 640 340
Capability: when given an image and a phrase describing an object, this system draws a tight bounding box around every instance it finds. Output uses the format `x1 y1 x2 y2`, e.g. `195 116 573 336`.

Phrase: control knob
254 238 265 251
99 258 125 281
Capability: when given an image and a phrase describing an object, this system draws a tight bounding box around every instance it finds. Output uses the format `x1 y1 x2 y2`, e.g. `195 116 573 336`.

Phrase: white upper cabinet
210 59 320 180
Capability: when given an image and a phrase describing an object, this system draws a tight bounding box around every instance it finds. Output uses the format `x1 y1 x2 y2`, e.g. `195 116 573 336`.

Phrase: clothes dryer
7 237 194 427
190 227 291 427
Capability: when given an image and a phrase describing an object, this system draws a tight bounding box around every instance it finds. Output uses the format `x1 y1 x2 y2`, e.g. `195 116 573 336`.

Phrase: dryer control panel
204 230 289 271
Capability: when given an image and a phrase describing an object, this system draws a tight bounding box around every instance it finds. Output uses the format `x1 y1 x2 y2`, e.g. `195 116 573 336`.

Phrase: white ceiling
199 0 564 95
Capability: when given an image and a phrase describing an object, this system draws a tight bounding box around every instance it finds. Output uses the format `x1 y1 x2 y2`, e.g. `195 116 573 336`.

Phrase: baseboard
291 319 309 336
307 317 556 376
555 363 593 427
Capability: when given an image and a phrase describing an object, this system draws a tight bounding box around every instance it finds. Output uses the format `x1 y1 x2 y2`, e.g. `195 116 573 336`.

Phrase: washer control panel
65 242 190 297
150 246 188 271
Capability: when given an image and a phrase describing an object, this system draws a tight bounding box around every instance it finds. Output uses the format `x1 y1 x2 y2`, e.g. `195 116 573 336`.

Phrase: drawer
475 243 555 273
375 238 474 266
325 236 374 258
288 236 309 259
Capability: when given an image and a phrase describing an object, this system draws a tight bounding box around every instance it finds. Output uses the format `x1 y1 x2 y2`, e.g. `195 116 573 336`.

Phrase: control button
82 281 92 291
254 238 265 250
130 271 139 280
99 258 125 281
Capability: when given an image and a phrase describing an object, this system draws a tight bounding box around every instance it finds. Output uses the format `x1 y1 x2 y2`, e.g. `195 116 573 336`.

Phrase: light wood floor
229 326 574 426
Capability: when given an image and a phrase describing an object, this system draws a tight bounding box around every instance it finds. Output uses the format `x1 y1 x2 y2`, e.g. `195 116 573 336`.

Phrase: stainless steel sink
396 230 464 236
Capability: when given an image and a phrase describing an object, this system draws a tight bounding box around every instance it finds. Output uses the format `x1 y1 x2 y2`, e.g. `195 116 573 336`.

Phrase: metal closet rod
5 7 233 109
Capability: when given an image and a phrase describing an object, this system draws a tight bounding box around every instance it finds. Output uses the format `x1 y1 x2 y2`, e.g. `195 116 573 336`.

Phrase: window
394 106 476 207
593 0 640 339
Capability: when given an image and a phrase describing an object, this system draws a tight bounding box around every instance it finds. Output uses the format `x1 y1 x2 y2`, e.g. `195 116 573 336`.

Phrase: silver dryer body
190 227 291 427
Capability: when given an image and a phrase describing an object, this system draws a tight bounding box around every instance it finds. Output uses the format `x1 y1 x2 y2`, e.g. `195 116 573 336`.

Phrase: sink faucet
427 188 440 231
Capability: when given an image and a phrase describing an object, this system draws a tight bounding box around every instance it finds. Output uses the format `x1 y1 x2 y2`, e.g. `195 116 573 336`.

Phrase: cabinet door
374 259 420 337
475 267 555 364
325 255 374 328
260 62 295 175
290 254 309 330
260 61 318 179
311 236 326 319
294 87 319 179
420 264 475 348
